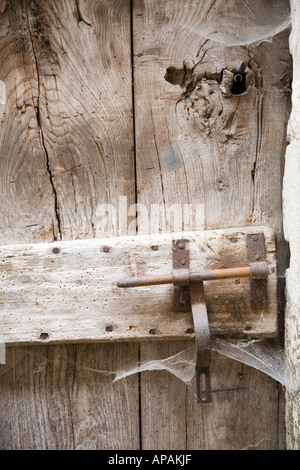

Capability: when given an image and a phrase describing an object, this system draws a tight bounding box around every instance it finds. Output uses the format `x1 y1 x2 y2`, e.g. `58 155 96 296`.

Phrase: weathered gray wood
0 0 139 450
0 226 277 344
133 0 291 450
140 341 188 449
0 0 57 244
0 343 139 450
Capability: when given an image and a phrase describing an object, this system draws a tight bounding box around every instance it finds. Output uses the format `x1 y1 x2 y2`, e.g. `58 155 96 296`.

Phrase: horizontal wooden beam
0 226 277 345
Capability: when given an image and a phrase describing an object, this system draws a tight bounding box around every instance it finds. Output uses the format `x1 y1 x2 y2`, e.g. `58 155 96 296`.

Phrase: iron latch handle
189 282 211 403
117 263 268 288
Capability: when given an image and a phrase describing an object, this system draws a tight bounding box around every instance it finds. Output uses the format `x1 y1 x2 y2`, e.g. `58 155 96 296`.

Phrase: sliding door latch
117 233 269 404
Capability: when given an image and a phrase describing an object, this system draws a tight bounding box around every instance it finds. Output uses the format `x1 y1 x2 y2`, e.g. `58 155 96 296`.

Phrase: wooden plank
132 0 291 450
0 343 139 450
26 0 135 241
186 353 280 450
140 343 282 450
0 0 58 244
140 341 188 449
0 0 139 450
0 226 277 344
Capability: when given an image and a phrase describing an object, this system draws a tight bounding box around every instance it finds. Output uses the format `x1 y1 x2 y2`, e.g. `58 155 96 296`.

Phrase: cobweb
113 338 298 391
179 0 291 46
0 338 297 393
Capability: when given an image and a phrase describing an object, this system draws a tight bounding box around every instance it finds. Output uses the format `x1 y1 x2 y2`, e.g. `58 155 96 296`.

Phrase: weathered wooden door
0 0 291 449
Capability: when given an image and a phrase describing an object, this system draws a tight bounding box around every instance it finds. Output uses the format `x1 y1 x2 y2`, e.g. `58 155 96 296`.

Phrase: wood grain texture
26 0 135 241
0 0 58 244
0 0 135 243
0 226 277 344
0 343 139 449
0 0 139 450
133 0 291 450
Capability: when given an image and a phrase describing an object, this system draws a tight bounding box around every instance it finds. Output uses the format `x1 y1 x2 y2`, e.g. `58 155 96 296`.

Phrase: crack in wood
25 3 62 241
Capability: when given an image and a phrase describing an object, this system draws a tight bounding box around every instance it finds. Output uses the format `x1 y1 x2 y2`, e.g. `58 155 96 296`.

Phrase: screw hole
40 333 49 340
149 328 157 335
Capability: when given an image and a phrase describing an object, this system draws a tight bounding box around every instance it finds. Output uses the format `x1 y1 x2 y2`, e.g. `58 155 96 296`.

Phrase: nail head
40 333 49 340
149 328 157 335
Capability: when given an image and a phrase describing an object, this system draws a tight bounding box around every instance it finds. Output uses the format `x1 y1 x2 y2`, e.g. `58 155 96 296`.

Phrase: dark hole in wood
231 73 246 95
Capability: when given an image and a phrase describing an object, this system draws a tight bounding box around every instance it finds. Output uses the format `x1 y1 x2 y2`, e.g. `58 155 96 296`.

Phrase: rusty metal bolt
149 328 157 335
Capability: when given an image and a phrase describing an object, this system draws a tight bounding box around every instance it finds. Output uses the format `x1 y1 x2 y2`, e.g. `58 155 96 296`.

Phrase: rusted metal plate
172 239 191 311
247 233 269 310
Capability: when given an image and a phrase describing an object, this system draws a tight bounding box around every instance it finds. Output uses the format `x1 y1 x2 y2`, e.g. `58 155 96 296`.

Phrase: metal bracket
247 233 268 310
172 239 190 311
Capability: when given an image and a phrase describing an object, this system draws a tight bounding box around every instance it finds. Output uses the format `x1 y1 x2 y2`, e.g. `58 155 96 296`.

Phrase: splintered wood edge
0 226 277 345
